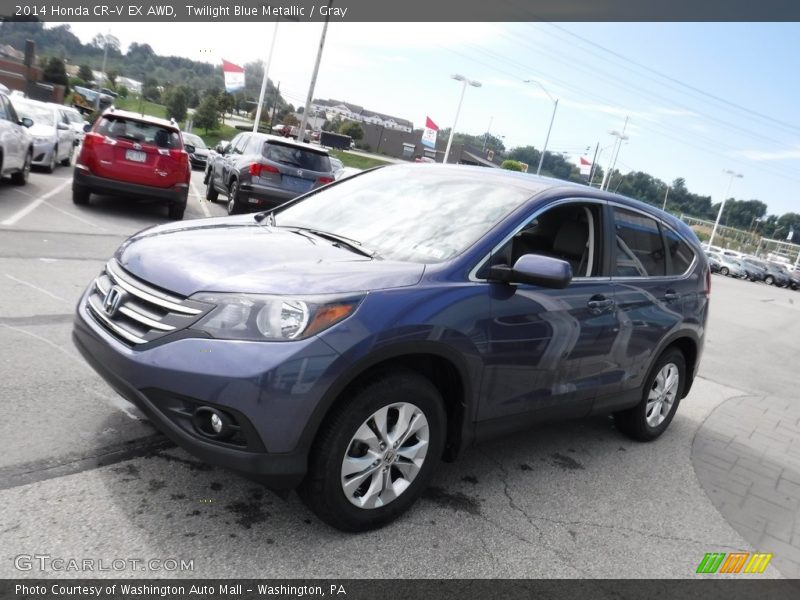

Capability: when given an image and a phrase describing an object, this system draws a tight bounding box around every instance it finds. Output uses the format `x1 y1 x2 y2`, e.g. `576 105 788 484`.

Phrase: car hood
190 147 209 157
115 216 425 297
29 123 56 138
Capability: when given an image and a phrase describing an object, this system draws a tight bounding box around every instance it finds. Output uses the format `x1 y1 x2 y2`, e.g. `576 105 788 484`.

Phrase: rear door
262 140 333 194
607 205 686 400
90 115 184 188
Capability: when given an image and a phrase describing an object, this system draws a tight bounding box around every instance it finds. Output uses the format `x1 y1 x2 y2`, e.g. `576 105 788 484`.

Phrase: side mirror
490 254 573 289
215 143 227 154
57 122 69 130
20 117 33 128
184 144 195 154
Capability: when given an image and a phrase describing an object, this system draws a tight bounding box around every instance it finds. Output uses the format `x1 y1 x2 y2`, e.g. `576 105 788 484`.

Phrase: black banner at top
2 0 800 22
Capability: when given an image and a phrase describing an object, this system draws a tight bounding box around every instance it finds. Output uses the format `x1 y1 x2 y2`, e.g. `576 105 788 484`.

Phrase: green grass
113 95 168 119
196 125 240 149
329 149 392 170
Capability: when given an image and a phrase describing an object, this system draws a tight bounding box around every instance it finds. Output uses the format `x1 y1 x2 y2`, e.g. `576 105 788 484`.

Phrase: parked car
705 252 721 273
0 90 34 185
57 105 90 145
181 132 210 170
72 85 113 115
72 109 190 220
204 132 334 215
788 269 800 291
73 165 709 531
708 252 745 278
764 262 790 287
740 257 767 282
10 97 76 172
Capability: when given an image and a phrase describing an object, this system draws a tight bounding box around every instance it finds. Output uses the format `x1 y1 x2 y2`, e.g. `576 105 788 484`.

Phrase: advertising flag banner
580 156 592 176
222 59 245 92
421 116 439 148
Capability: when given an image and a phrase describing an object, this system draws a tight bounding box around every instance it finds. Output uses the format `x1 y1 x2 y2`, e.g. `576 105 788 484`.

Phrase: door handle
664 290 681 302
587 296 614 311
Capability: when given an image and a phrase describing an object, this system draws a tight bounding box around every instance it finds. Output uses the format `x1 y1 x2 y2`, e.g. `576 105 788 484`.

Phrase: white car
9 98 76 172
55 105 90 145
0 91 33 185
709 252 746 278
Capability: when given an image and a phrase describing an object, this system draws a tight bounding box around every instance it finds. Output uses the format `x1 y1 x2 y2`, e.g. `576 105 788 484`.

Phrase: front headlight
190 293 363 341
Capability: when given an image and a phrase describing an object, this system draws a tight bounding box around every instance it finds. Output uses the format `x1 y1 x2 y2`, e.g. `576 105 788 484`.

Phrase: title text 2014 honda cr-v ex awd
73 165 709 531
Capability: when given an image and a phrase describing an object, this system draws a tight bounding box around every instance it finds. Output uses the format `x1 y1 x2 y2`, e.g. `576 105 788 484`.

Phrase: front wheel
720 267 729 276
614 348 686 442
299 369 446 532
11 152 31 185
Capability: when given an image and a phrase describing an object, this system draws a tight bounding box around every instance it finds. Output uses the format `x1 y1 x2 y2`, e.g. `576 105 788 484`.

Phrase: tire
205 176 219 201
45 146 57 173
168 203 185 220
298 369 446 532
227 179 241 215
72 183 90 205
765 275 774 286
11 152 31 186
60 145 73 166
720 267 729 276
614 348 686 442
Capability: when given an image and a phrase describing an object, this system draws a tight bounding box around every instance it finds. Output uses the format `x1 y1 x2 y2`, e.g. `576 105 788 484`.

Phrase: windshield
274 166 535 263
183 133 206 148
14 102 54 125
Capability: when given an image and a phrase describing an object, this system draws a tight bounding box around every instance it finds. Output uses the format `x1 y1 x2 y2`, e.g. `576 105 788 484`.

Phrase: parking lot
1 167 799 579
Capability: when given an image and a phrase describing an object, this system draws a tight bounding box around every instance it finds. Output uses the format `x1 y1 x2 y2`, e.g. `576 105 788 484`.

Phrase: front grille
86 259 208 346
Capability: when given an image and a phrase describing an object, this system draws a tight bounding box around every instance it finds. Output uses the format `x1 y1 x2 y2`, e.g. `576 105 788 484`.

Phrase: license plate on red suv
125 150 146 163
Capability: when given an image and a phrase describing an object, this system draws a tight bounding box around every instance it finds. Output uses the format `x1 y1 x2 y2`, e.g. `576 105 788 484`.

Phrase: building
310 99 413 132
0 40 65 104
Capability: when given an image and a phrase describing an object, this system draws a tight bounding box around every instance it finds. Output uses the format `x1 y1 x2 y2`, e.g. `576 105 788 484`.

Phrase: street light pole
523 80 558 176
662 186 670 211
708 169 744 248
253 21 279 133
600 128 628 191
444 74 481 164
297 2 332 141
482 115 493 152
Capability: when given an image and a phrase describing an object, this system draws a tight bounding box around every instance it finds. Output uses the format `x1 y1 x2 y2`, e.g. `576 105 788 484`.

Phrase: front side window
613 208 666 277
275 166 534 263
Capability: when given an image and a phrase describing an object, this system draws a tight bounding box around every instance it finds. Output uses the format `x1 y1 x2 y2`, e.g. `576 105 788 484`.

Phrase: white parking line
42 199 109 232
4 274 66 302
190 179 211 218
1 179 72 226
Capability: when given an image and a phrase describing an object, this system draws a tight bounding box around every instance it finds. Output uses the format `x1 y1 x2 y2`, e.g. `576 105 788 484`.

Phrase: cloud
734 148 800 161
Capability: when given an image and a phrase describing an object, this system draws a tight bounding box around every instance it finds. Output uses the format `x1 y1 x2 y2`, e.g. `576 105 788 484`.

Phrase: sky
49 21 800 216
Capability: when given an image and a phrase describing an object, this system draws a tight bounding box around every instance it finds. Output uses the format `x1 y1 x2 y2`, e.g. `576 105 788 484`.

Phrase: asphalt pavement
0 166 798 578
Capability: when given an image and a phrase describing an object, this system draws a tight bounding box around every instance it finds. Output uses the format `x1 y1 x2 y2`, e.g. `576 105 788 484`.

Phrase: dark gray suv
204 132 334 215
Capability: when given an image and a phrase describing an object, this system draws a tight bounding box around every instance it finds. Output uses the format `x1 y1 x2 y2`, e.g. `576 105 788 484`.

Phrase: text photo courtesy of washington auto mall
1 1 800 598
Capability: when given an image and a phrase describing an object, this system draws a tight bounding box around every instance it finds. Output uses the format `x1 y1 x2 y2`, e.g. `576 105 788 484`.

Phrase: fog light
210 413 223 434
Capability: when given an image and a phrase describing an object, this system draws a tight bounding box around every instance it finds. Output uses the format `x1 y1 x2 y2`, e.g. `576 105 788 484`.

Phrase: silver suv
0 91 33 185
204 132 334 215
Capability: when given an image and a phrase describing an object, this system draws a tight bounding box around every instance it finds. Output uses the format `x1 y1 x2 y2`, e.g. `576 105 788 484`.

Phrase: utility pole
708 169 744 248
269 82 280 130
297 2 332 141
587 141 599 185
662 186 670 211
253 21 279 133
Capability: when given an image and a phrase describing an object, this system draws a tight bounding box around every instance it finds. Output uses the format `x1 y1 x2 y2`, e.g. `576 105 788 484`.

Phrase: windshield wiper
293 227 377 258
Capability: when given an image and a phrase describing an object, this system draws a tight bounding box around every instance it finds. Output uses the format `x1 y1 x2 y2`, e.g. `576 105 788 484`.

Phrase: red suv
72 110 190 220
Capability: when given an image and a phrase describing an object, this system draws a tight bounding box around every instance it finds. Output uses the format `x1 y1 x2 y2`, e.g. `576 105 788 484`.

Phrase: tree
77 64 94 83
194 93 219 134
164 87 188 122
42 57 69 94
339 120 364 141
106 70 118 88
282 113 299 127
92 33 120 53
117 85 129 98
142 77 160 102
500 160 524 171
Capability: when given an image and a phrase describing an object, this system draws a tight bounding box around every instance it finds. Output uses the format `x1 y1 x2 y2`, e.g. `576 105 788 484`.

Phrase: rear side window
613 208 666 277
263 142 331 172
664 227 695 275
96 116 181 149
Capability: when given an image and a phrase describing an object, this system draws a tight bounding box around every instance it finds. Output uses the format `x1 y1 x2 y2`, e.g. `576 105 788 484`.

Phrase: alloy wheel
340 402 429 509
645 363 679 428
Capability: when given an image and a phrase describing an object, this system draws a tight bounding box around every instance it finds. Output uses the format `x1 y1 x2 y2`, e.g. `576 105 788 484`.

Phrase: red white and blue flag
579 156 592 176
421 116 439 148
222 60 245 92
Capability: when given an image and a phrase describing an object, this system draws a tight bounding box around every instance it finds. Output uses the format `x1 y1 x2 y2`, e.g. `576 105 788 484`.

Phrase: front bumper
31 140 55 166
74 167 188 206
73 288 342 489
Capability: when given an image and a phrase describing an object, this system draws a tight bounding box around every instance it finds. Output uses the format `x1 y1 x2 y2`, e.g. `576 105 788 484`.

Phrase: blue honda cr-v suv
73 164 709 531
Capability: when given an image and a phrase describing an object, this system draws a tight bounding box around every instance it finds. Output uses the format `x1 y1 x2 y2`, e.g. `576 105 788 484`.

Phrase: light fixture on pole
600 128 629 191
523 80 558 176
707 169 744 248
443 74 481 164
